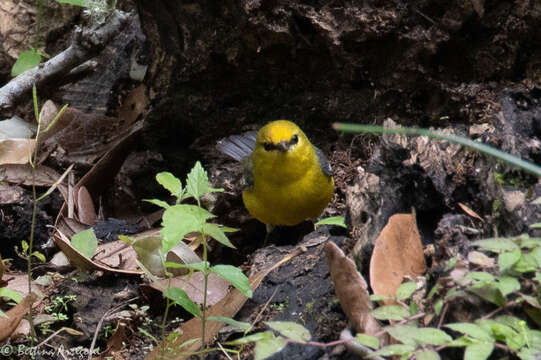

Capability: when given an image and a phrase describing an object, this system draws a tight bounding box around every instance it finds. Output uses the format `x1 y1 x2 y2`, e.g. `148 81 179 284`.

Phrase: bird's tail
216 131 257 161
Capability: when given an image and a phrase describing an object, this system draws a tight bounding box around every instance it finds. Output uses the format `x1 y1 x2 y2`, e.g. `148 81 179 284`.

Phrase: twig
87 296 139 360
437 302 449 329
0 11 130 110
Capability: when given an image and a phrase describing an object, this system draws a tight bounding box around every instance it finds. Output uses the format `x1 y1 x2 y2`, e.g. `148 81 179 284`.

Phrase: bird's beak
277 141 289 152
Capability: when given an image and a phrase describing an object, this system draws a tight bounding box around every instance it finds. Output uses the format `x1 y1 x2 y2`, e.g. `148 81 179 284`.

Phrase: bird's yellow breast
242 120 334 226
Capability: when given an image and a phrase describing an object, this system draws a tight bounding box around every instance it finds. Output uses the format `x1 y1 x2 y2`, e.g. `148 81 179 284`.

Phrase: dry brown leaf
98 321 129 360
326 241 385 340
0 294 35 342
0 184 25 204
77 186 97 225
150 273 229 306
458 202 483 222
0 139 35 165
93 240 139 272
145 247 303 360
468 251 494 267
369 211 427 300
5 273 44 301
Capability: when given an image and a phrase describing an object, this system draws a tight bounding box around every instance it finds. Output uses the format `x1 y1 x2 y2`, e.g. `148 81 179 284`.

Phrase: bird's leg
264 224 275 245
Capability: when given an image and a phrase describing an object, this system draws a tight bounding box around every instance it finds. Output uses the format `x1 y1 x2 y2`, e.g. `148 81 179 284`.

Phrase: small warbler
217 120 334 226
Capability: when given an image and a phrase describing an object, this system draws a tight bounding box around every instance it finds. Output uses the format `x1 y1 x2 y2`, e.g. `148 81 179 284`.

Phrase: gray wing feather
216 131 257 161
314 146 333 176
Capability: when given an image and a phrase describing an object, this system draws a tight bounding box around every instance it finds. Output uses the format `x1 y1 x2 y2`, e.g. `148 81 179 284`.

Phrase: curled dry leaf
326 241 386 341
369 211 427 300
458 202 483 222
77 186 97 226
0 294 36 342
150 272 229 306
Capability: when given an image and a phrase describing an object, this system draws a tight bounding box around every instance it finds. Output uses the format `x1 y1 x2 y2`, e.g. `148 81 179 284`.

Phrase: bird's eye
263 142 273 151
291 134 299 144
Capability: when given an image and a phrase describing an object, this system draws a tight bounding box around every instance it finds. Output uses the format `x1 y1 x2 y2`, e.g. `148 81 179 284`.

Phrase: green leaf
211 265 252 297
532 247 541 267
32 251 46 262
21 240 29 253
226 331 274 345
417 350 441 360
55 0 91 6
143 199 170 209
446 323 494 342
266 321 311 342
472 238 519 253
11 49 41 77
156 172 182 199
355 333 379 349
163 261 208 272
254 335 286 360
0 288 22 303
0 310 8 319
464 342 494 360
498 248 522 273
495 276 520 297
466 271 495 282
530 223 541 229
207 316 252 331
469 284 506 306
161 204 214 254
203 223 236 248
367 344 415 358
519 237 541 249
186 161 210 201
314 216 347 228
371 305 410 321
434 299 444 315
477 319 525 351
396 281 417 300
370 294 393 302
332 123 541 177
71 229 98 259
513 252 538 273
164 287 200 317
385 326 452 346
444 257 457 271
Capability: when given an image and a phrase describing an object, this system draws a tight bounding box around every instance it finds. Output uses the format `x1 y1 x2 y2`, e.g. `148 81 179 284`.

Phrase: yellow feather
242 120 334 226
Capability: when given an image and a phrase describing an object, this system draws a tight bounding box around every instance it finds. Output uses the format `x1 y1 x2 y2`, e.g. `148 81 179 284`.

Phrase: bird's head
255 120 307 155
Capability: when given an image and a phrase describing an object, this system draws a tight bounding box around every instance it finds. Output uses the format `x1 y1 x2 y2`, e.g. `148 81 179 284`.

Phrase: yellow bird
216 120 334 226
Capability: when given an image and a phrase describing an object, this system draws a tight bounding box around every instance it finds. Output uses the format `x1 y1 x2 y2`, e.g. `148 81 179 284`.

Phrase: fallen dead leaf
0 139 35 165
145 247 304 360
369 211 427 300
77 186 97 225
326 241 385 342
458 202 483 222
0 184 25 204
0 294 36 342
468 251 495 267
150 272 229 306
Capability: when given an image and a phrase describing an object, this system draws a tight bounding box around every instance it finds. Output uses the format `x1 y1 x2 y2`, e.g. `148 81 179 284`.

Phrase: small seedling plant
143 162 252 356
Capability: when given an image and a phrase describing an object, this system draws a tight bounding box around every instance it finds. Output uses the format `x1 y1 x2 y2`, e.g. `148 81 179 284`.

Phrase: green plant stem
201 231 209 352
27 171 37 343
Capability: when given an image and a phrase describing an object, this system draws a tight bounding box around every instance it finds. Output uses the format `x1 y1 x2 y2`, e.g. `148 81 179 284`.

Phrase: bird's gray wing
314 146 333 176
216 131 257 161
216 131 257 189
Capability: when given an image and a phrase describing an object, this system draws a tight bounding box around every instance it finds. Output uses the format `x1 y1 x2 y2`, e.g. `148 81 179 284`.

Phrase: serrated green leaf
226 331 274 345
0 288 22 303
371 305 410 321
156 172 182 199
498 248 521 273
71 228 98 259
464 342 494 360
164 287 200 317
211 265 252 297
254 335 286 360
396 281 417 300
203 223 236 248
161 204 214 254
186 161 210 201
355 333 379 349
446 323 494 341
143 199 170 209
208 316 252 331
314 216 347 228
472 238 519 253
11 49 41 77
266 321 311 342
417 349 441 360
495 276 520 297
367 344 415 358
